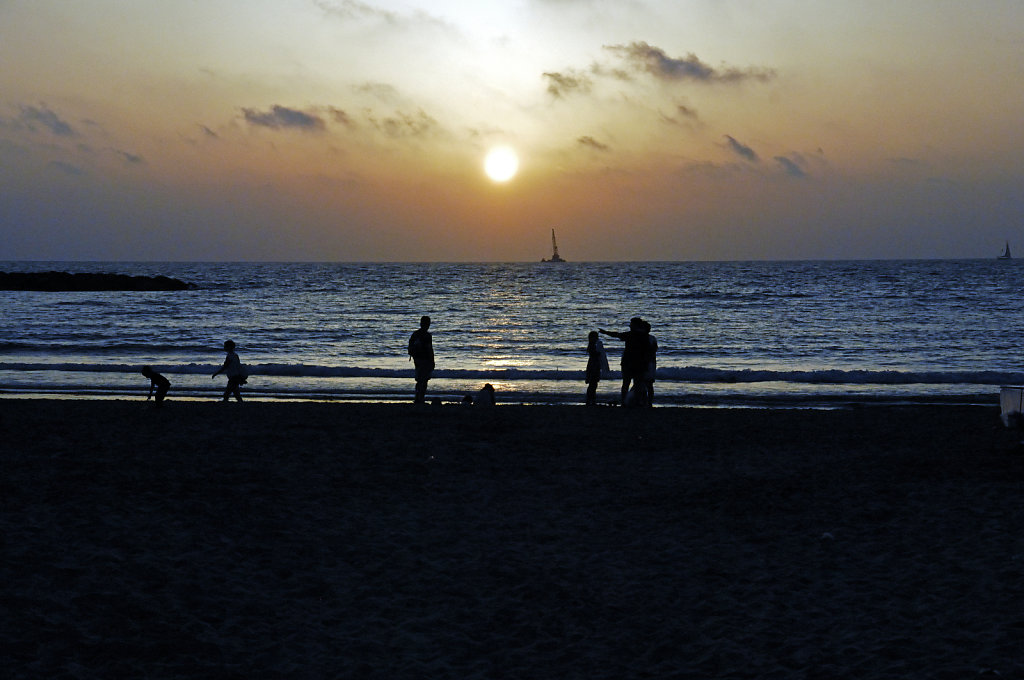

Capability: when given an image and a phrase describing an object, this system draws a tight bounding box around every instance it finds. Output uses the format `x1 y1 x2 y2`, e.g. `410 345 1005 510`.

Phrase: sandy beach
3 399 1024 678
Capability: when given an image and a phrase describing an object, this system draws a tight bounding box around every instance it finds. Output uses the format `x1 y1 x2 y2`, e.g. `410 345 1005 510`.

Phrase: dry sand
3 399 1024 679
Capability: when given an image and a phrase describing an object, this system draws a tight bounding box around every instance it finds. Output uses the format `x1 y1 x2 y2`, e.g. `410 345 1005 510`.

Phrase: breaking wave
1 362 1021 386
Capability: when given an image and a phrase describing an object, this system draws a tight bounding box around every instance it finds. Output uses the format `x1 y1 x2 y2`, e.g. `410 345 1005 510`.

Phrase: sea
2 259 1022 407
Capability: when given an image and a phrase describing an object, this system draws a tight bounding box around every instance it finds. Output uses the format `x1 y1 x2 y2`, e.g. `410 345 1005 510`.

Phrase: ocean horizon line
2 257 1018 266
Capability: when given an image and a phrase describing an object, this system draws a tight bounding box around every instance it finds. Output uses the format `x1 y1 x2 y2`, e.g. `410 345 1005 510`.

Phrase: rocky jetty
0 271 194 291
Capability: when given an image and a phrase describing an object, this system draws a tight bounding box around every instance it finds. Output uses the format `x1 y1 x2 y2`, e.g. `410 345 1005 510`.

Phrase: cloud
577 136 610 151
725 135 759 162
48 160 85 176
314 0 454 33
242 105 326 131
675 104 698 119
605 42 775 84
661 103 701 127
18 104 75 136
774 155 807 178
313 0 397 24
365 109 438 138
542 70 593 98
329 107 355 128
114 150 145 165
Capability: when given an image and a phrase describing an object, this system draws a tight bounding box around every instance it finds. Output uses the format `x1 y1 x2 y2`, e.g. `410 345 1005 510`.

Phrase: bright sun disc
484 146 518 182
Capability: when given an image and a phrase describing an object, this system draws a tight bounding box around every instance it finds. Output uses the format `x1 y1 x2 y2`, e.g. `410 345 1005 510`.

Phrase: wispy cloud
113 149 144 165
725 135 759 162
18 104 75 136
242 105 327 132
313 0 454 33
661 103 701 127
577 135 610 151
312 0 397 24
365 109 438 138
675 104 698 119
48 160 85 176
605 42 775 84
774 155 807 178
542 70 593 98
329 107 355 128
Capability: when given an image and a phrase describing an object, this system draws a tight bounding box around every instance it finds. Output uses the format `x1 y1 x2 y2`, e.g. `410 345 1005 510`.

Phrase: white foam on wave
2 361 1021 387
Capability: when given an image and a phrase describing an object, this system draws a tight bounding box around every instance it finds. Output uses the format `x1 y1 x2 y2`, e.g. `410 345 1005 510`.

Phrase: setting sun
484 146 519 182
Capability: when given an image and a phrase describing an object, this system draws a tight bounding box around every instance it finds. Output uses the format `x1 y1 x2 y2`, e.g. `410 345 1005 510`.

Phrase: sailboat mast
551 229 560 259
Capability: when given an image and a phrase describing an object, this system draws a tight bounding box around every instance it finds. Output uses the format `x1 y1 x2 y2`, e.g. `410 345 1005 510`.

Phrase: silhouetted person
585 330 609 406
141 365 170 405
600 317 652 407
212 339 245 402
408 316 434 405
476 383 496 407
644 320 658 406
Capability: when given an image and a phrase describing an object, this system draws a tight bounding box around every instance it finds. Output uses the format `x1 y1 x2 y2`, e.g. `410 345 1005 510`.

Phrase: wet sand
3 400 1024 678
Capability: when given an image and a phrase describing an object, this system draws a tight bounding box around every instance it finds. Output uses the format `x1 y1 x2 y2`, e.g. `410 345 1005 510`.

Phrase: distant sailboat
999 242 1012 260
541 229 566 263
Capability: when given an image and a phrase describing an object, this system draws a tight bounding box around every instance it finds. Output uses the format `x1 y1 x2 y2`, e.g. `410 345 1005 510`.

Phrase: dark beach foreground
3 400 1024 679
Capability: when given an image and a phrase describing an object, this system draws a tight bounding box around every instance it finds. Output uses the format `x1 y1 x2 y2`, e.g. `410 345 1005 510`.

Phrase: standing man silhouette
408 315 435 405
600 317 652 407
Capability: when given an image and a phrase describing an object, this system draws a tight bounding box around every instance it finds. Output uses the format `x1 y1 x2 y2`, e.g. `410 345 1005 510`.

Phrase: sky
1 0 1023 261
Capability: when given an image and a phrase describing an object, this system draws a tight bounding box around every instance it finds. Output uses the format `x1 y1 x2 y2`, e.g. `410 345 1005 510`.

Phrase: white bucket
999 385 1024 427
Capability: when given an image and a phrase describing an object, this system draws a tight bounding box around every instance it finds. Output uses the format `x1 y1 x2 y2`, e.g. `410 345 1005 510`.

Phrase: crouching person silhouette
141 365 170 406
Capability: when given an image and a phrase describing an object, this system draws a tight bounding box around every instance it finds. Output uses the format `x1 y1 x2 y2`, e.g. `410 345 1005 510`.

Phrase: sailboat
998 242 1012 260
541 229 566 263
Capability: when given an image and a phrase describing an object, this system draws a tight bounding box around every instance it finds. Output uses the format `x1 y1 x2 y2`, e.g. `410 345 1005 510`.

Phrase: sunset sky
2 0 1023 261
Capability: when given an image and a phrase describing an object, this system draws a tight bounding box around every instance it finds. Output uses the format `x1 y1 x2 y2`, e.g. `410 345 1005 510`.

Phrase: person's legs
586 381 597 406
155 383 169 404
415 378 428 404
223 377 243 402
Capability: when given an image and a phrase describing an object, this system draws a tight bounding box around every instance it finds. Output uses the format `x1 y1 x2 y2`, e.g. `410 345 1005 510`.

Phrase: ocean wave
1 361 1022 386
0 341 218 353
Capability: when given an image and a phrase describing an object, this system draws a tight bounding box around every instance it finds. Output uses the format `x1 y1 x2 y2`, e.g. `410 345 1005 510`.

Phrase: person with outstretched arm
599 317 652 407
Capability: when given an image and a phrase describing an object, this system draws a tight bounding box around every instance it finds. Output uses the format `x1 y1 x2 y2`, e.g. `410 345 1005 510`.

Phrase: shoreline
5 400 1024 677
0 384 1004 409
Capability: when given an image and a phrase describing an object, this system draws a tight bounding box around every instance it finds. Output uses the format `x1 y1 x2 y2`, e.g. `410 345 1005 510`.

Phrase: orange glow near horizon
2 2 1023 260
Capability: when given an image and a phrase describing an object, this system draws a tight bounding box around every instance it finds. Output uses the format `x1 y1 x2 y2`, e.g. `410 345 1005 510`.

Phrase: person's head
588 330 598 341
642 320 651 332
420 315 431 330
223 340 236 351
629 317 643 330
483 383 494 392
141 365 153 377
